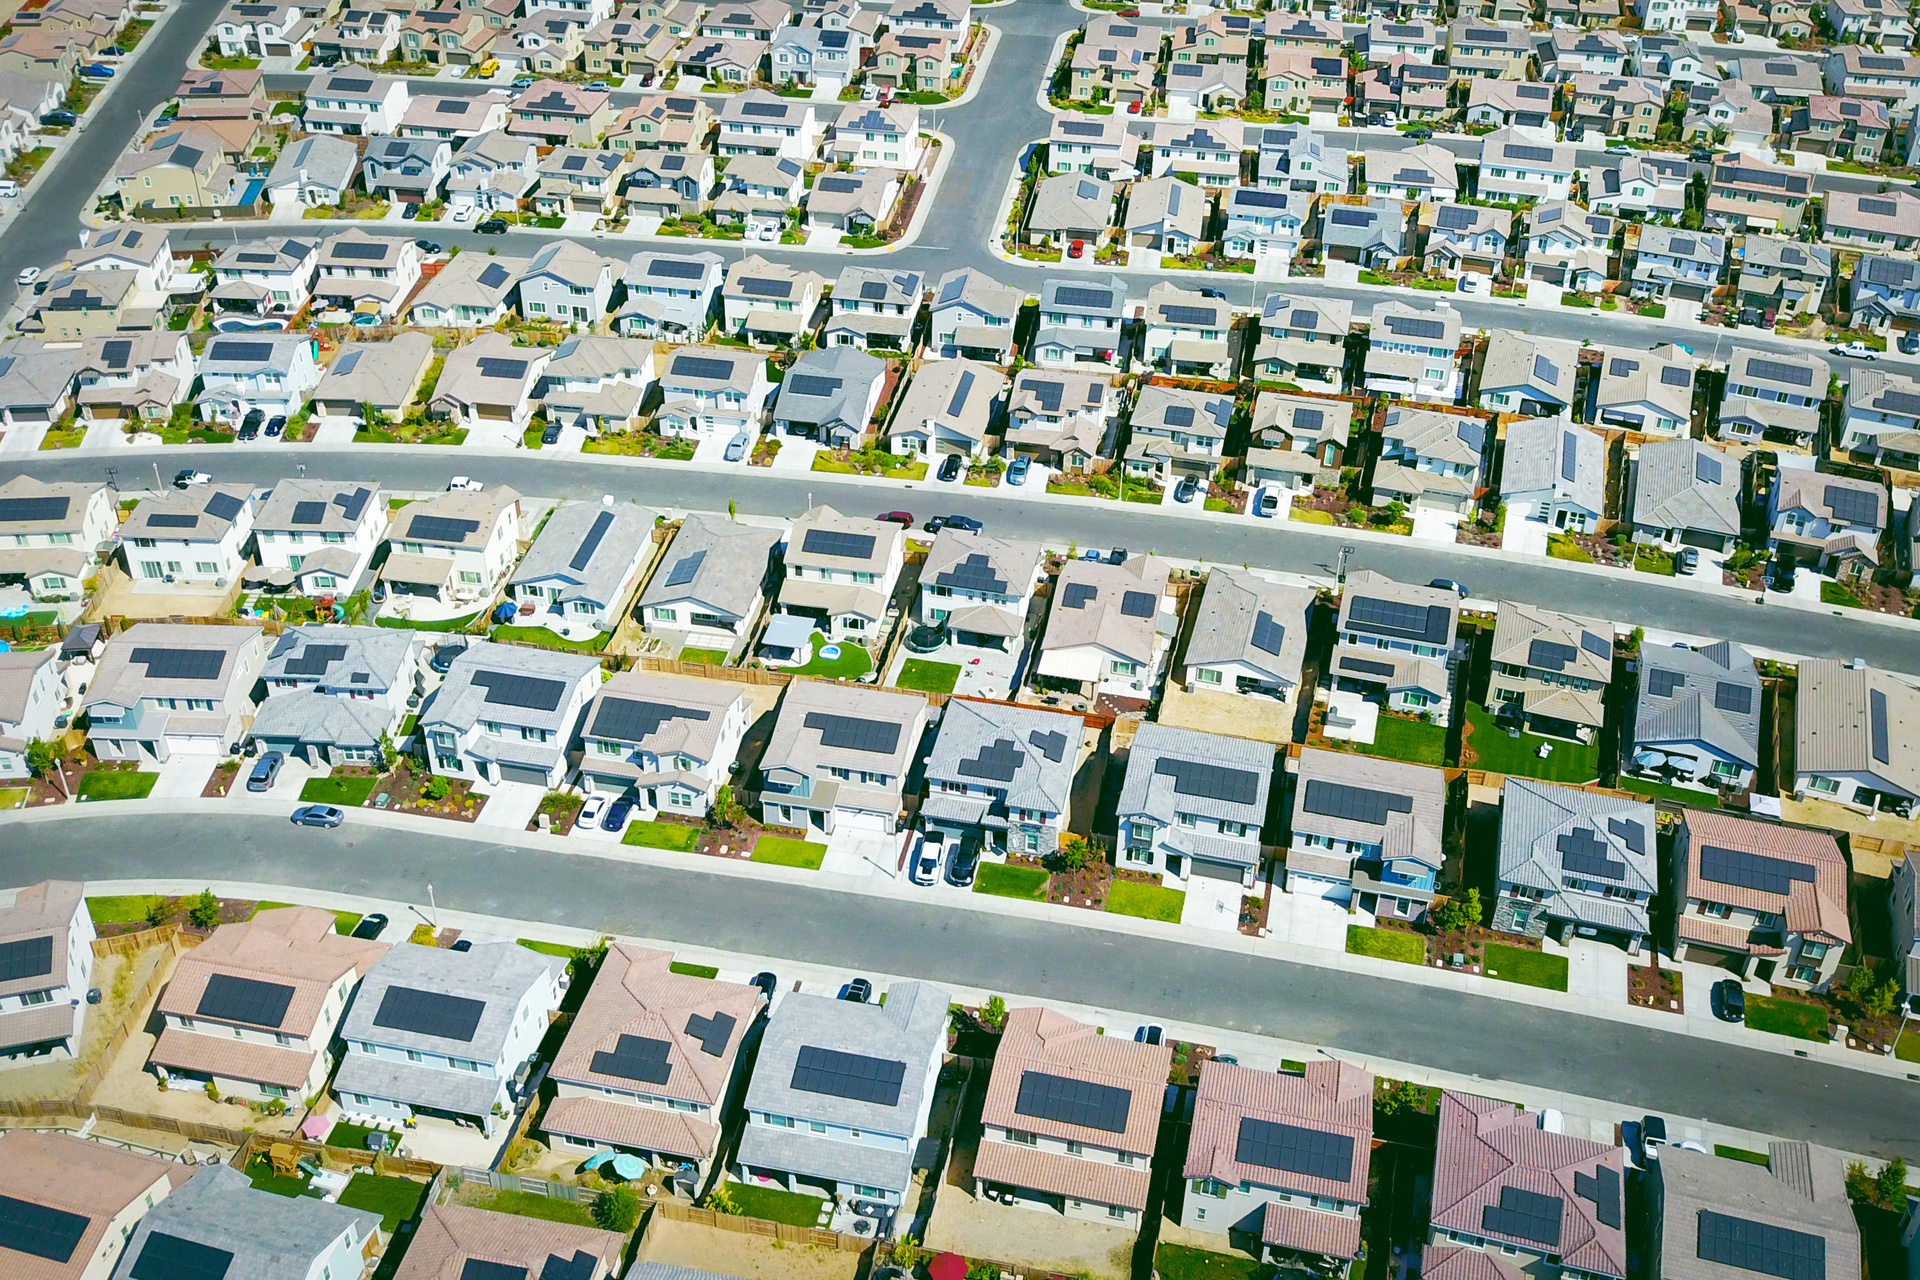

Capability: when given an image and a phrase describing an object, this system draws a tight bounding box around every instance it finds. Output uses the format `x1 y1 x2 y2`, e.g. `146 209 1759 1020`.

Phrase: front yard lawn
894 659 961 694
86 895 166 924
622 820 701 851
337 1173 427 1233
721 1181 829 1228
1347 924 1426 965
300 775 379 807
1156 1243 1267 1280
974 862 1049 900
1896 1031 1920 1062
788 642 873 680
0 786 30 810
1367 715 1448 766
1483 943 1569 991
751 836 826 869
1744 994 1830 1041
1106 880 1185 922
670 961 719 978
1462 704 1599 783
78 771 157 801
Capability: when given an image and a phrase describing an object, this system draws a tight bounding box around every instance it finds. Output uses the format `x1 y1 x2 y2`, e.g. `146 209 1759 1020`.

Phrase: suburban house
830 103 923 171
1479 332 1578 419
1673 810 1849 991
361 135 453 206
1323 199 1411 271
1027 175 1116 250
380 484 522 608
426 333 549 436
531 148 633 219
395 1205 627 1280
1253 296 1350 390
1737 237 1831 323
0 476 115 602
1632 227 1727 303
1655 1144 1859 1280
1630 439 1742 553
734 980 949 1218
149 905 387 1104
916 528 1042 654
508 499 654 635
654 346 773 440
209 238 319 318
823 265 921 352
1050 113 1135 181
1485 603 1613 746
1422 203 1511 278
756 680 929 836
1126 177 1210 257
1125 385 1232 488
929 268 1023 363
1626 639 1763 797
0 650 59 786
1586 153 1690 217
83 624 266 764
1838 365 1920 461
920 697 1080 861
445 130 541 217
118 484 256 591
971 1005 1170 1228
1718 347 1828 447
0 881 95 1067
1286 748 1446 922
1182 570 1314 702
538 335 660 436
334 941 567 1138
1331 571 1460 719
1140 284 1236 378
1523 201 1613 292
421 641 601 788
265 133 362 208
1707 158 1812 232
771 25 863 91
1035 277 1128 371
1476 130 1575 202
1495 779 1657 952
304 67 411 136
773 345 887 446
574 670 751 817
1003 370 1112 472
713 155 806 232
1118 722 1272 889
508 79 614 146
1502 419 1605 535
618 250 725 340
250 625 423 767
543 944 765 1190
0 1129 192 1280
776 506 904 644
1180 1058 1374 1273
249 479 386 597
1793 658 1919 817
637 513 781 653
1594 345 1696 438
1894 853 1920 999
624 149 717 222
1361 144 1459 201
1768 471 1886 582
310 333 434 426
885 358 1003 461
723 256 826 348
805 168 903 238
195 333 323 423
1371 406 1487 516
1365 301 1461 400
517 239 618 326
1036 555 1172 700
716 91 824 160
115 1165 381 1280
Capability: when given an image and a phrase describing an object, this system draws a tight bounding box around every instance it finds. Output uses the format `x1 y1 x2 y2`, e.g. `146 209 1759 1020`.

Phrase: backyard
453 1184 598 1229
894 659 961 694
1460 705 1600 782
1155 1243 1266 1280
787 642 873 680
1482 943 1569 991
719 1181 830 1228
337 1174 428 1233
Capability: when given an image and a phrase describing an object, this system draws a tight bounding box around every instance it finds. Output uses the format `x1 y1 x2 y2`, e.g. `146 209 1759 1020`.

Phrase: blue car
82 63 113 77
290 805 344 828
1006 455 1030 486
601 796 636 832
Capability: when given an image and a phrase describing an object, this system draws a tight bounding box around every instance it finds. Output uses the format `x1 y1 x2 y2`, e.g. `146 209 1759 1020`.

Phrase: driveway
768 437 823 473
474 780 547 830
1502 501 1551 557
820 827 901 879
1411 507 1462 544
149 754 217 800
1566 940 1630 1004
1181 874 1242 933
1285 893 1356 952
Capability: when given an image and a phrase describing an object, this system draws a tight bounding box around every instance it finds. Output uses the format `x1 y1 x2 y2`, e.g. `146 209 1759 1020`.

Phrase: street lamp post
1337 544 1355 586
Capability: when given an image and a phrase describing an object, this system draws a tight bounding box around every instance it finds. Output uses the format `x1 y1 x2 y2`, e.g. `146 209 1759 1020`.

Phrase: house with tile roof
444 130 540 218
1626 639 1762 797
194 332 322 422
1027 174 1117 249
111 1164 380 1280
379 483 521 609
1654 1143 1859 1280
1837 362 1920 463
0 1128 193 1279
920 697 1082 859
249 479 386 598
576 670 749 815
150 905 387 1102
0 475 113 601
508 498 655 636
758 681 927 835
1364 300 1460 400
824 265 921 352
1140 283 1236 379
1485 603 1613 746
638 513 781 652
1495 779 1657 951
1767 470 1885 582
1035 276 1127 370
1632 226 1726 303
1585 153 1689 218
1052 112 1137 181
1124 384 1234 487
1361 143 1459 200
1893 847 1920 993
1181 1058 1374 1269
1479 332 1579 420
537 335 658 436
930 268 1023 364
1521 201 1613 293
1037 555 1173 701
1253 296 1350 390
0 648 58 784
1118 722 1273 888
1673 811 1849 989
1181 570 1313 703
250 624 423 766
1793 658 1919 817
1421 202 1510 278
1324 199 1411 272
83 623 266 764
310 333 434 426
1630 439 1742 553
655 345 774 440
0 882 94 1068
1288 748 1446 919
1331 571 1458 718
1126 176 1211 257
973 1005 1169 1227
545 944 765 1187
1707 158 1812 233
773 344 887 447
618 250 725 340
1737 236 1830 323
394 1203 628 1280
722 256 826 349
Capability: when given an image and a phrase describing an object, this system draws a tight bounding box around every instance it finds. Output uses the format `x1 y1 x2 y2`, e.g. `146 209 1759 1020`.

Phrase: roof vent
1850 656 1866 669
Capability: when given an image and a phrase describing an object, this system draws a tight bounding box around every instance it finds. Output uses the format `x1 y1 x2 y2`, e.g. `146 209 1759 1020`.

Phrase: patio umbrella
610 1153 648 1180
579 1151 611 1171
299 1112 330 1141
928 1254 968 1280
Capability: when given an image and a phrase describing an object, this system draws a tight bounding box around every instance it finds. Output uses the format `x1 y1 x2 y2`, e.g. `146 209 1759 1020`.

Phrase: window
1064 1139 1084 1156
766 1114 794 1127
262 1083 290 1098
21 990 50 1006
195 562 220 575
449 1058 479 1072
459 570 483 585
1007 1129 1037 1145
1807 775 1840 795
1108 1205 1127 1219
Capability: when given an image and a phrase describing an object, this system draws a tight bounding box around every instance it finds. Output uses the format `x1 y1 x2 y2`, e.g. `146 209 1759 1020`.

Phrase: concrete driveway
821 827 902 879
1566 939 1631 1004
1181 874 1242 933
150 754 217 799
474 780 546 830
1502 501 1552 557
1286 893 1356 952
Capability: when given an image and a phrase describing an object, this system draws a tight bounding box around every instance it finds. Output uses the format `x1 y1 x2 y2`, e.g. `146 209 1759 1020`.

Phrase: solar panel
1561 431 1579 483
1029 729 1068 763
663 550 705 588
330 241 389 261
1695 452 1723 486
1346 596 1449 644
282 643 348 677
1384 315 1445 340
1052 286 1113 310
129 1231 234 1280
195 974 296 1027
934 552 1009 595
1235 1117 1356 1180
1647 668 1684 698
1699 844 1816 896
803 712 901 754
289 500 328 526
1164 405 1196 428
786 374 843 400
0 936 52 983
741 100 788 118
738 277 793 299
1529 639 1577 671
800 529 876 560
99 338 132 370
1251 611 1285 656
1288 309 1322 331
1162 305 1218 326
672 355 736 380
590 1032 673 1085
1329 208 1372 227
477 357 530 380
1014 1069 1132 1133
1744 357 1812 387
1436 205 1476 231
790 1044 906 1105
144 513 199 529
204 492 244 522
1870 687 1889 765
407 515 480 543
1714 681 1753 716
1061 582 1097 610
1607 816 1645 856
471 670 568 712
685 1010 737 1056
1573 1166 1621 1230
649 258 706 280
590 697 709 742
1669 237 1697 257
1482 1186 1564 1248
0 1193 89 1264
373 985 487 1042
0 496 69 522
1120 590 1157 618
1698 1211 1825 1280
1301 779 1411 825
1661 366 1692 388
1824 485 1880 525
1859 197 1899 220
959 736 1026 782
947 370 976 417
206 338 274 364
1534 354 1560 386
1294 408 1324 431
1557 826 1626 881
131 648 224 680
1339 655 1395 678
1154 757 1260 805
1582 631 1612 661
568 510 615 572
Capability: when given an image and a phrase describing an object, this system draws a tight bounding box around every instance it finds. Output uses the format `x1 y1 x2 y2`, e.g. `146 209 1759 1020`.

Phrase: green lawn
678 647 730 664
1106 880 1186 922
325 1121 390 1152
300 775 379 806
1463 705 1599 782
1156 1242 1267 1280
1744 994 1829 1042
974 862 1049 900
467 1188 597 1229
253 902 362 935
1365 716 1448 766
750 836 826 869
1896 1031 1920 1063
787 641 873 680
242 1155 316 1199
722 1181 829 1228
85 895 164 924
78 771 157 801
1621 776 1720 808
491 624 610 653
517 938 580 960
1347 925 1426 965
1482 943 1569 991
1633 548 1676 576
337 1173 427 1233
377 611 480 632
1546 535 1594 563
893 659 961 694
670 961 719 979
1715 1145 1772 1165
623 820 701 851
0 786 30 810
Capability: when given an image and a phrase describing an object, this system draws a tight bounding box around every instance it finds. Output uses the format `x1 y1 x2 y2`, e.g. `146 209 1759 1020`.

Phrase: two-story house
1117 722 1272 889
1522 201 1613 293
1495 778 1656 952
1631 226 1726 304
0 475 113 601
723 256 826 348
618 250 725 339
1371 406 1486 517
0 881 95 1067
920 697 1081 861
313 229 423 322
1838 364 1920 461
639 513 781 654
538 335 658 436
1249 393 1351 492
304 66 410 137
575 670 750 817
1593 344 1696 438
444 130 541 217
1501 418 1605 535
1252 297 1349 391
1121 384 1229 489
757 680 929 836
508 498 654 637
422 641 600 788
83 624 265 764
917 528 1042 657
1037 554 1172 699
1364 301 1460 400
115 1164 380 1280
251 624 423 766
776 505 904 643
380 484 521 610
508 79 614 146
1332 571 1459 719
930 268 1024 364
1793 658 1919 817
824 265 921 352
1287 748 1445 920
1035 277 1128 371
250 479 385 597
717 91 824 160
772 345 886 448
1004 370 1114 472
119 484 255 590
1738 237 1831 324
0 1129 193 1280
517 238 618 327
194 333 322 424
210 238 318 318
654 345 772 439
1182 570 1313 703
1485 603 1612 746
0 649 59 786
1626 638 1763 797
1479 331 1578 418
1673 810 1849 991
1768 471 1884 582
1718 346 1827 447
1422 202 1510 278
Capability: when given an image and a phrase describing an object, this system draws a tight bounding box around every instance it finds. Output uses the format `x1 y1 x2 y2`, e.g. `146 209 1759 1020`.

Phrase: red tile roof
1681 812 1850 944
1183 1058 1374 1203
541 1094 718 1163
1262 1202 1364 1259
0 1130 193 1280
1423 1242 1529 1280
981 1006 1170 1158
156 906 387 1037
971 1138 1152 1211
149 1025 318 1089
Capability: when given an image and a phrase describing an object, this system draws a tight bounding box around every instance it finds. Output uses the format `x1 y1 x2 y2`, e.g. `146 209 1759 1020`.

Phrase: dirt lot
1155 684 1296 745
84 564 242 623
0 943 168 1105
634 1216 861 1280
1778 798 1911 878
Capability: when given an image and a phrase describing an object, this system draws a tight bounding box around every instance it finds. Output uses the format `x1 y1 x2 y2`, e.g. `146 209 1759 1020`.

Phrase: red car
1127 99 1141 114
1068 240 1085 259
876 510 914 526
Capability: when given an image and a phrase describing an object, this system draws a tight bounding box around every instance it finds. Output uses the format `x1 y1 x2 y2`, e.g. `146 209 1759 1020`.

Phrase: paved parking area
768 437 823 473
1284 893 1356 952
1502 501 1552 557
1411 507 1462 544
150 755 218 800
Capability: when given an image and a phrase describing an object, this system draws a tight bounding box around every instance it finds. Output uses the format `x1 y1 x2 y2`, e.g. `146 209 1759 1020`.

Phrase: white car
451 205 476 222
447 475 485 491
14 266 37 285
575 794 607 831
910 831 946 885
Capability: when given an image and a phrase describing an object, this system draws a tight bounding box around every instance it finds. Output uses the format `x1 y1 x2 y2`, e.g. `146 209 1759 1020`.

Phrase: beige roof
581 671 745 758
1681 811 1850 943
156 906 388 1037
393 486 520 549
393 1203 627 1280
785 504 902 576
87 623 261 711
1185 1058 1373 1202
1041 554 1171 667
1656 1144 1859 1280
0 475 105 538
1795 659 1920 796
982 1006 1169 1158
724 253 825 302
1262 1200 1364 1259
1293 747 1446 865
1490 601 1613 686
760 679 927 807
890 359 1006 445
0 1130 194 1280
973 1140 1152 1212
0 879 84 999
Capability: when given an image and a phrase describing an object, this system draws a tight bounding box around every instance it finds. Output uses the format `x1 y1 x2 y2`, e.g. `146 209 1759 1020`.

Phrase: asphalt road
9 446 1917 673
4 812 1912 1157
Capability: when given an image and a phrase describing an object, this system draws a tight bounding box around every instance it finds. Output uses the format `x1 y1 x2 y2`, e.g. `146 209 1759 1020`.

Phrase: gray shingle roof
1183 569 1314 687
775 344 887 430
1633 640 1762 767
420 639 599 736
1501 418 1605 514
510 499 655 610
339 940 562 1061
114 1164 379 1280
1656 1144 1859 1280
1633 439 1741 538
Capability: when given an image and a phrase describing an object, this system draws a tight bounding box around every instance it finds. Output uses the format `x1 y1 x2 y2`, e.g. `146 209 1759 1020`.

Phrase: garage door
1191 857 1246 883
498 763 549 786
165 735 224 756
836 807 890 832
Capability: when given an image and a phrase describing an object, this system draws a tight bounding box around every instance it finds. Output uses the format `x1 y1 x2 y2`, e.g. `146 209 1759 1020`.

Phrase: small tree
591 1183 641 1233
421 775 451 801
887 1236 923 1270
25 738 57 779
1875 1157 1909 1209
979 995 1008 1032
1865 978 1901 1020
728 498 738 521
1046 834 1090 873
1434 888 1482 934
203 1080 221 1103
186 889 221 930
1846 1161 1876 1204
703 1185 742 1215
377 730 398 770
1845 964 1877 1006
711 783 743 829
1377 1079 1425 1118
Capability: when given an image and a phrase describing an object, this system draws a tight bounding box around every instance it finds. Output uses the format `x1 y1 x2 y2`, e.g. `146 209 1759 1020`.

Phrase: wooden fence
651 1196 871 1252
103 615 286 636
455 1167 603 1205
92 922 188 957
235 1130 440 1181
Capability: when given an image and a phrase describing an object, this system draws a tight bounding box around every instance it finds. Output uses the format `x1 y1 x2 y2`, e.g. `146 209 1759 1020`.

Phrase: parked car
576 794 607 829
1902 331 1920 356
1768 553 1796 593
476 219 509 235
944 840 979 887
877 510 914 526
174 469 212 488
1134 1024 1164 1045
350 912 388 939
1605 143 1633 155
724 431 750 462
1429 578 1469 598
541 421 562 445
237 408 264 440
1127 100 1141 113
448 475 484 491
1675 546 1699 575
910 831 946 885
938 453 963 482
1108 546 1127 564
428 643 466 673
750 971 778 1000
290 804 344 828
265 415 286 437
1006 454 1031 486
39 109 77 127
511 76 536 88
1829 341 1878 360
1711 978 1746 1023
1067 240 1085 259
585 80 611 91
601 795 635 832
841 977 873 1003
401 202 419 220
450 939 473 951
1255 486 1280 518
926 513 983 534
14 266 37 285
81 63 114 78
414 239 442 254
246 751 284 791
0 180 16 199
1174 474 1199 503
452 205 476 223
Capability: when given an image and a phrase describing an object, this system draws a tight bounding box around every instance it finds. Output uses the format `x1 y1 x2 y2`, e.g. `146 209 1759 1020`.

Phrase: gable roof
638 513 779 621
1633 439 1741 537
1184 569 1313 686
1185 1058 1373 1204
924 697 1080 817
1635 639 1763 766
118 1164 379 1280
1043 554 1170 665
0 1129 193 1280
1501 418 1605 513
1794 658 1920 795
392 1203 627 1280
982 1004 1169 1163
156 905 388 1037
1679 810 1849 942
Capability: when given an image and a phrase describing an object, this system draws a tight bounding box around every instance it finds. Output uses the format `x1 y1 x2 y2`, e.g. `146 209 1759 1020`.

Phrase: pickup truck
1828 341 1879 361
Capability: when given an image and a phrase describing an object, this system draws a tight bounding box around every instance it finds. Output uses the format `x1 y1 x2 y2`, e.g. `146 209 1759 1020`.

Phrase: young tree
591 1183 641 1233
25 738 57 779
703 1185 741 1215
1846 1161 1876 1204
1377 1079 1425 1118
1435 888 1482 934
1875 1157 1909 1209
979 995 1008 1032
187 889 221 930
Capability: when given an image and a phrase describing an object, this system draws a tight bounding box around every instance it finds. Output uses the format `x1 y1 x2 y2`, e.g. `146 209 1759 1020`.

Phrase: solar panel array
934 552 1009 595
1714 681 1753 715
472 670 568 713
1697 1210 1826 1280
791 1045 906 1106
947 370 976 417
204 492 244 523
738 278 794 299
1534 354 1560 386
0 935 52 984
1161 305 1218 327
1647 667 1685 698
1871 687 1890 765
663 550 705 588
407 515 481 543
373 985 487 1042
590 1032 674 1085
193 973 297 1028
803 711 902 754
1347 596 1449 644
1301 779 1411 825
1695 452 1723 486
1436 205 1476 231
1582 631 1613 661
1482 1186 1564 1248
1014 1069 1132 1133
0 1193 90 1264
672 354 736 380
801 529 877 560
141 513 199 530
1234 1117 1356 1180
476 357 530 381
1557 826 1626 881
1251 611 1286 657
1824 484 1880 525
130 648 224 681
1573 1165 1622 1229
289 500 329 526
590 697 710 742
1339 655 1395 678
129 1231 234 1280
685 1010 737 1056
569 510 616 571
1029 729 1069 763
1328 207 1373 227
331 241 389 261
1561 431 1579 483
1120 590 1157 618
1699 844 1816 896
649 258 706 280
0 496 70 522
1528 639 1578 671
1745 357 1812 387
1061 582 1097 609
1384 315 1445 340
461 1258 532 1280
1154 757 1260 805
959 736 1026 782
1052 286 1113 310
1661 366 1693 388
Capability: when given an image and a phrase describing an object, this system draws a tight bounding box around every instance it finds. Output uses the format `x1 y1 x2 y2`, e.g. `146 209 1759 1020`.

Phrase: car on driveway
1174 474 1199 503
511 76 535 88
841 977 873 1003
350 912 388 939
1255 486 1280 518
751 971 778 999
290 805 344 828
1711 978 1746 1023
1902 331 1920 356
944 840 979 887
576 794 607 830
82 63 114 77
601 795 636 832
237 409 263 441
541 421 562 445
910 831 945 885
724 431 750 461
1134 1024 1164 1045
246 751 284 792
39 109 77 127
1006 455 1031 485
266 415 286 437
585 80 611 91
937 453 962 482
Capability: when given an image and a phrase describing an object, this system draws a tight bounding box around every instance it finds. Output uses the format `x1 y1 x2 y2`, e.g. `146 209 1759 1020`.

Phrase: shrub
421 776 451 801
1377 1079 1425 1117
187 889 221 930
203 1081 221 1102
1433 888 1483 933
980 995 1008 1031
591 1183 641 1233
1045 834 1091 872
704 1185 742 1215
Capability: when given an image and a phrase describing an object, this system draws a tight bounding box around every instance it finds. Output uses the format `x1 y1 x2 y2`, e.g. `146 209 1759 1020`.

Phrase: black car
476 219 509 235
1711 978 1746 1023
841 977 873 1003
542 421 562 445
1108 546 1128 565
751 971 778 1000
246 750 283 792
414 238 442 253
601 796 635 831
401 203 419 220
351 912 389 940
428 643 466 673
937 453 963 482
1769 553 1797 593
265 415 286 437
39 109 76 127
944 840 979 887
237 408 264 440
1173 474 1200 503
450 938 473 951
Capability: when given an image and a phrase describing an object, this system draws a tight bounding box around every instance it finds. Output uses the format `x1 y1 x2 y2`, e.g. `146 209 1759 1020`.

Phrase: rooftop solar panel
1154 757 1260 805
1871 687 1890 765
1744 357 1812 387
803 711 901 754
1328 208 1373 227
1573 1166 1622 1230
1661 365 1693 388
786 374 843 400
1435 205 1476 231
958 736 1026 782
1699 843 1816 896
649 258 707 280
791 1044 906 1106
471 670 568 712
460 1260 529 1280
1694 452 1723 486
373 985 487 1042
1015 1068 1132 1133
407 515 481 543
129 1231 233 1280
800 529 876 560
1528 639 1578 671
1061 581 1097 609
195 973 296 1027
1029 728 1069 763
1120 590 1157 618
1161 305 1219 326
1339 655 1396 678
1482 1186 1564 1248
567 509 616 572
590 1032 673 1085
1251 610 1285 657
1301 778 1411 825
1557 825 1626 881
1561 431 1579 483
738 277 793 299
203 492 245 523
1647 668 1685 698
477 357 530 381
934 552 1009 595
0 1193 90 1264
1581 631 1613 661
144 513 199 529
1346 595 1451 644
685 1009 737 1056
0 496 70 522
1235 1116 1356 1180
1052 286 1113 310
0 935 52 984
330 241 389 261
1697 1211 1825 1280
1714 681 1753 715
206 338 274 363
946 370 976 417
1383 315 1446 340
1824 484 1880 525
130 648 224 680
672 354 737 380
662 550 706 588
590 697 710 743
289 500 328 526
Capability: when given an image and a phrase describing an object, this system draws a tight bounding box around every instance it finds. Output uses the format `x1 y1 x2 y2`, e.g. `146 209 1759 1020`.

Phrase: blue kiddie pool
817 643 842 661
